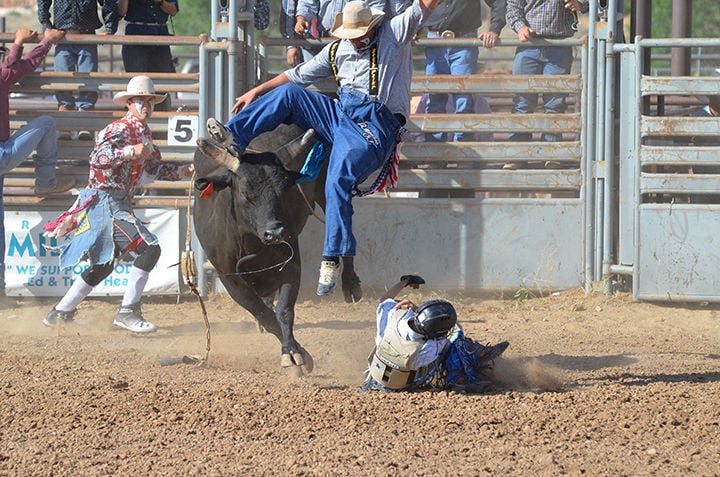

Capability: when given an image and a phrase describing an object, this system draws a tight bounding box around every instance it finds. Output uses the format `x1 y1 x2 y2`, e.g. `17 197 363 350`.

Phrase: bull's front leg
219 273 281 338
275 281 314 373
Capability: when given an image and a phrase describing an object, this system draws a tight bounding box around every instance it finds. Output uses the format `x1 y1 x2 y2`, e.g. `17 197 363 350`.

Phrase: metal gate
614 38 720 302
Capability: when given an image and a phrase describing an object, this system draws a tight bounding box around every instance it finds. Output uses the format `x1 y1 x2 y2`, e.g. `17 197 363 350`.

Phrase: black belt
394 114 406 126
63 28 96 34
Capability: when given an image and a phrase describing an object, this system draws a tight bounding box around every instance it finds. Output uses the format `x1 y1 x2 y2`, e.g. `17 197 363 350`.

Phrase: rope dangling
184 171 211 364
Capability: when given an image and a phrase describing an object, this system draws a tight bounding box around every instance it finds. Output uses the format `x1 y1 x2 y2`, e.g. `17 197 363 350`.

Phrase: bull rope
179 171 212 364
219 241 295 276
296 184 325 224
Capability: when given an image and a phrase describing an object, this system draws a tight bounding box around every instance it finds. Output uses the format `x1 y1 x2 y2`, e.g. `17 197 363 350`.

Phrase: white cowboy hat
330 1 385 40
113 75 167 106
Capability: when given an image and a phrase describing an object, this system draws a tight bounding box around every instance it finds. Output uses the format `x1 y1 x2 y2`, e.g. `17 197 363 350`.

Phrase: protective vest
369 309 426 389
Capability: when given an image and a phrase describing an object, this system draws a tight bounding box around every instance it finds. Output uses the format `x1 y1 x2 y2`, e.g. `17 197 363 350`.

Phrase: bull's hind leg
341 256 362 303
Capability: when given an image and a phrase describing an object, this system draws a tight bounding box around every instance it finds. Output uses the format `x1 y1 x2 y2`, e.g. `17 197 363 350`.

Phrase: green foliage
513 286 534 306
624 0 720 38
168 2 212 59
171 2 212 37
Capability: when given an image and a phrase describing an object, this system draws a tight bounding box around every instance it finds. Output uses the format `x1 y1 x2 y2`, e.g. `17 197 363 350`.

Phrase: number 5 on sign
168 115 198 146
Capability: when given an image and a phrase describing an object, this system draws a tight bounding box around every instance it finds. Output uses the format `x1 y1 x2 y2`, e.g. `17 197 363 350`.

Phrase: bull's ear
276 129 316 168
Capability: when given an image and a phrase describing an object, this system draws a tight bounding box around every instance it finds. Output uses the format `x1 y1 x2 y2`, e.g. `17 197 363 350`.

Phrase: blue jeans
225 84 401 257
424 31 478 142
0 115 60 290
54 43 99 110
510 45 573 142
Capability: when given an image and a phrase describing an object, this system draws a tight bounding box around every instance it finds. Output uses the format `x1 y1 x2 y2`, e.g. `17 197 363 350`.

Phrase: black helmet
413 299 457 338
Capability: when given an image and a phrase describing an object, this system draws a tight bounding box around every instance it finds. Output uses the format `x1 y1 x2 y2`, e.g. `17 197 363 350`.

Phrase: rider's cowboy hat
330 1 385 40
113 75 167 106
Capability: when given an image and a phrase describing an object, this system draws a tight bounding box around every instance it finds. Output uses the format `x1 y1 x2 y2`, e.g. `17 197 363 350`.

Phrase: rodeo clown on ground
43 76 194 333
362 275 510 393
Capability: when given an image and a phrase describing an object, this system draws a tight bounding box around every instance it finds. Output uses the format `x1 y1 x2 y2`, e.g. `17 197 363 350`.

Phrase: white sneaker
316 260 339 296
207 118 233 146
113 304 157 333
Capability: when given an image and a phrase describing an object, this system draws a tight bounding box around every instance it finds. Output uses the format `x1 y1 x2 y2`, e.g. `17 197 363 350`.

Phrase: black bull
192 124 362 371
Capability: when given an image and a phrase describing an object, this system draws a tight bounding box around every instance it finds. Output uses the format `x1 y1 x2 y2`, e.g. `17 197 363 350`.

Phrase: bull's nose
262 222 286 244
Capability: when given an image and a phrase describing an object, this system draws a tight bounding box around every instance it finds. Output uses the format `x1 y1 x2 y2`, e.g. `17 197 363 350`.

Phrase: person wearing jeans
423 0 505 142
0 28 76 300
38 0 119 113
506 0 588 143
43 76 194 332
202 0 440 296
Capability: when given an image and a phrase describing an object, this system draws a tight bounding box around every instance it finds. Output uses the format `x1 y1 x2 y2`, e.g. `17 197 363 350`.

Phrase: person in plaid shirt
506 0 588 144
44 76 194 334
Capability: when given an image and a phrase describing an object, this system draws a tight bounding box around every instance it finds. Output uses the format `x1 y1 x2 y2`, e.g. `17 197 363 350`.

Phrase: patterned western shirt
37 0 119 35
506 0 588 39
88 111 185 191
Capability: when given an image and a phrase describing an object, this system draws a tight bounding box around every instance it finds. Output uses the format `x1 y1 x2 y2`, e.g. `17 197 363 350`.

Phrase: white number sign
167 115 199 146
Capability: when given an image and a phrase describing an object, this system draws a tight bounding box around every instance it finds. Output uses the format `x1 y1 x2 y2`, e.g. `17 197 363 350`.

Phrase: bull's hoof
279 347 314 374
298 346 314 374
342 282 363 303
281 353 294 367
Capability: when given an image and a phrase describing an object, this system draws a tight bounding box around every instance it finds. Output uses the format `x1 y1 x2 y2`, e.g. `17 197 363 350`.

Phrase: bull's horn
197 138 240 173
275 129 316 166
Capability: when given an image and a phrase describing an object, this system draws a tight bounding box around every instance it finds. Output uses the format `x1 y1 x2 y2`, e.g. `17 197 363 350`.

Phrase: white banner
5 208 180 297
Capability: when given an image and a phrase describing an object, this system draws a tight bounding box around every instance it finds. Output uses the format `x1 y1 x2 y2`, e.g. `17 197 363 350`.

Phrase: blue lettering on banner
104 276 129 287
7 234 36 257
7 232 60 258
14 264 37 275
5 209 179 297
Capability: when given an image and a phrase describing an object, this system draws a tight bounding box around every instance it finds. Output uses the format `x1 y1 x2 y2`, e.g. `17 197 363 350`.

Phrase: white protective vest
369 308 426 389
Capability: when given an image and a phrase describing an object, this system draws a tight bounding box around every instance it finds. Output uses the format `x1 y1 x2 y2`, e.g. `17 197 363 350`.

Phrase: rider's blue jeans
225 84 402 257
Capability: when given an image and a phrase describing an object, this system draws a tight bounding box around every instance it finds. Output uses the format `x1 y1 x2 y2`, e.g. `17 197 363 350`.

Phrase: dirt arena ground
1 287 719 476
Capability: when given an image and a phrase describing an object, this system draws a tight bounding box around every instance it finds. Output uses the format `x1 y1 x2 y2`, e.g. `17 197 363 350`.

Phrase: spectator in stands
282 0 316 66
42 76 194 332
423 0 505 142
412 93 493 142
117 0 179 112
37 0 120 130
0 28 76 305
506 0 587 145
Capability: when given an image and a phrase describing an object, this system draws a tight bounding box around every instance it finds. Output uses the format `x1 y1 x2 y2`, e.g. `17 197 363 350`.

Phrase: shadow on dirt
535 352 638 371
582 370 720 386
